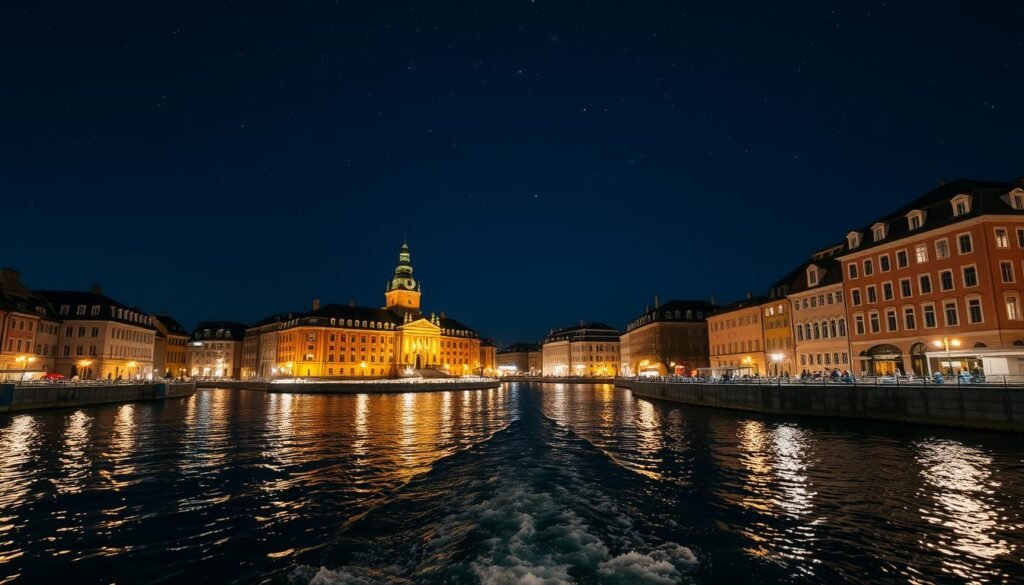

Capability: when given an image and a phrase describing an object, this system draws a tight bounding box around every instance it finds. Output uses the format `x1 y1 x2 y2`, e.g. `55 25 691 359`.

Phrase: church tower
384 241 422 316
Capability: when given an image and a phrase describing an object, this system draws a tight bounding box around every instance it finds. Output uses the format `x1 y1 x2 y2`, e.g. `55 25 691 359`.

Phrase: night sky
4 1 1023 345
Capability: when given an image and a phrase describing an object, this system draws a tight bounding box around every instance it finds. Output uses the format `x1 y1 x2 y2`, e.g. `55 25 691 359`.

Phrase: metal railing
622 373 1024 388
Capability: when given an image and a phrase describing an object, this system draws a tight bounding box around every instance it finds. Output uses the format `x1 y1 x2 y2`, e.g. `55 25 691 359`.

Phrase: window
963 266 978 287
940 270 954 291
912 244 927 265
958 234 973 254
866 286 877 303
935 239 950 259
882 282 894 301
1007 296 1021 320
995 228 1010 248
1012 191 1024 210
951 194 972 216
854 314 865 335
869 312 881 333
872 223 887 241
944 301 959 326
847 232 861 249
880 255 891 272
904 307 916 330
851 289 862 305
896 250 909 268
908 213 923 230
923 304 937 328
76 305 86 315
1001 261 1015 283
1017 228 1024 248
919 274 932 294
863 259 874 276
900 279 912 298
886 309 898 332
839 319 846 336
808 269 818 286
967 298 983 324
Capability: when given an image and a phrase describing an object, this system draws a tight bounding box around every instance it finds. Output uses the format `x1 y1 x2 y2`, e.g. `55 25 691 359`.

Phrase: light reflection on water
0 384 1020 583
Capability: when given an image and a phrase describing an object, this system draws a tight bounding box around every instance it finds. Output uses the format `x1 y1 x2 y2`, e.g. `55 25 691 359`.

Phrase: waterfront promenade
196 378 500 394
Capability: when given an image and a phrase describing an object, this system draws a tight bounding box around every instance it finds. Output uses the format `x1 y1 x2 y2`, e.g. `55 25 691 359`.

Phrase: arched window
813 323 820 339
796 323 804 341
370 322 375 329
804 324 812 339
838 319 846 337
330 318 336 326
830 319 837 337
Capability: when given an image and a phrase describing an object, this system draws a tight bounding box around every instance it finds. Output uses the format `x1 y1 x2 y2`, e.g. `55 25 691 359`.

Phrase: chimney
91 284 103 295
348 298 356 307
312 297 321 311
746 291 752 299
1 268 20 289
654 294 660 309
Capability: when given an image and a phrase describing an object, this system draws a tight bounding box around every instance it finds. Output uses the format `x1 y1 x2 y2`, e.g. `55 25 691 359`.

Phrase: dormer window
807 265 819 287
847 231 862 249
906 209 925 230
1009 188 1024 210
871 222 888 242
951 194 973 217
76 305 86 315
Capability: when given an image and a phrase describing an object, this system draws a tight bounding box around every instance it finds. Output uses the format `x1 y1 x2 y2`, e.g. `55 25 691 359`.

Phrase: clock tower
384 241 422 316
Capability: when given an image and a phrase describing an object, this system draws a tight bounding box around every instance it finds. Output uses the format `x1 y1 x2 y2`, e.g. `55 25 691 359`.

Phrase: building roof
499 342 541 354
708 295 774 318
153 314 189 336
439 317 479 338
292 304 402 329
191 321 248 341
36 289 156 329
841 178 1023 255
0 269 59 321
624 299 715 333
544 322 620 344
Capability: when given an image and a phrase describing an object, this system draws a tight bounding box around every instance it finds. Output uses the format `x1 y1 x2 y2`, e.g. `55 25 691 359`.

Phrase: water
0 383 1022 584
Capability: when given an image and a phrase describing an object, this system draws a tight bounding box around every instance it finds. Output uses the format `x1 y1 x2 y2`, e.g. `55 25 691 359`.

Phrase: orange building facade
246 243 489 379
841 179 1024 376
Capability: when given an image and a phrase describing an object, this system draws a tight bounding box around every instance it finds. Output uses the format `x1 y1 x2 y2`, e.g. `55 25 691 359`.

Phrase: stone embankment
0 382 196 413
196 379 500 394
621 379 1024 432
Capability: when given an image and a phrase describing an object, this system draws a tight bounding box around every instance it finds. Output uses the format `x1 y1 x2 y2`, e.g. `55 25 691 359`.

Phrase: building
37 286 157 380
0 268 60 379
619 297 714 377
707 295 773 376
541 323 620 377
840 178 1024 376
786 246 852 376
480 340 498 377
188 321 247 378
153 314 190 378
497 342 542 375
262 242 489 378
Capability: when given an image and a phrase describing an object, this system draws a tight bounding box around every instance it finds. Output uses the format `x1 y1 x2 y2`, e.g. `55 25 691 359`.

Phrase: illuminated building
541 323 620 377
37 286 157 380
840 178 1024 376
784 246 852 375
619 297 714 377
479 340 498 377
707 295 773 376
188 321 246 378
152 314 189 378
241 313 292 380
249 242 489 378
0 268 60 379
497 342 542 375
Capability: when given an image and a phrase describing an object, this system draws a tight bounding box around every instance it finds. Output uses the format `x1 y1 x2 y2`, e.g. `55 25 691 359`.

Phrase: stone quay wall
622 380 1024 432
0 382 196 413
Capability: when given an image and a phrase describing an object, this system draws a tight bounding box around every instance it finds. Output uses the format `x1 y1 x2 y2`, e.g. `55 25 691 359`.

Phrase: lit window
915 244 928 264
995 228 1009 248
935 239 950 259
1007 296 1021 320
1010 191 1024 210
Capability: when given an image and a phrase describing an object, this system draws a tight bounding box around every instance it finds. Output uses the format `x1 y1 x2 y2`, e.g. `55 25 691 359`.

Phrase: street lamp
933 337 961 375
770 353 784 377
78 359 92 380
15 356 36 381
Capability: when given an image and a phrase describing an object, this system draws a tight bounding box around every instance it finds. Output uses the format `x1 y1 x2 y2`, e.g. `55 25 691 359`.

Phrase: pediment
399 318 441 333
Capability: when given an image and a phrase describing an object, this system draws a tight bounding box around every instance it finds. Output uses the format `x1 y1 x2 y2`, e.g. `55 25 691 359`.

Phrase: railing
623 374 1024 388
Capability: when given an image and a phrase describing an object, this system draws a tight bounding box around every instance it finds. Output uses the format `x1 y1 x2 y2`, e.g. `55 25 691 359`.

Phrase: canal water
0 383 1022 583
